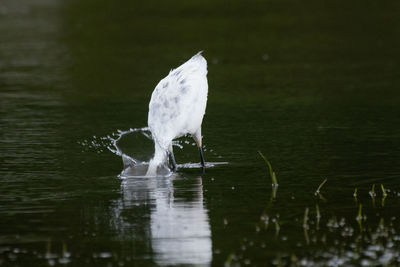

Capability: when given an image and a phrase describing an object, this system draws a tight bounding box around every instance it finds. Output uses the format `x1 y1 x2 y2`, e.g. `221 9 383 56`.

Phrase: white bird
146 52 208 176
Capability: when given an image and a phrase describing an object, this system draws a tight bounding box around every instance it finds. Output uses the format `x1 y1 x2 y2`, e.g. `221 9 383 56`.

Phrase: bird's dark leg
198 146 205 168
168 145 177 171
193 129 206 169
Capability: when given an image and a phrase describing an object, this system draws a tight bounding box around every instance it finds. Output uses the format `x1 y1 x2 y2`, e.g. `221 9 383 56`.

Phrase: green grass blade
315 178 327 195
258 151 278 185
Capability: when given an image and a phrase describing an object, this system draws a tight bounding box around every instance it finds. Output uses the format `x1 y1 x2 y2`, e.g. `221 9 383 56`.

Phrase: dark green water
1 0 400 265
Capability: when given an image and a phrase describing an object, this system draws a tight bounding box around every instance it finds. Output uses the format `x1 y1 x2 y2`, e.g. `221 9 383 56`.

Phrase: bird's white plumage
147 52 208 175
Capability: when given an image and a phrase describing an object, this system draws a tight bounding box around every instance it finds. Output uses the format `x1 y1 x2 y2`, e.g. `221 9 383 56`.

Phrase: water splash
107 127 150 167
78 127 228 177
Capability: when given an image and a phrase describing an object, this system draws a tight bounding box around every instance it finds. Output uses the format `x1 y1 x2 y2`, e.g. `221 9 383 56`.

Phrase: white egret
146 52 208 176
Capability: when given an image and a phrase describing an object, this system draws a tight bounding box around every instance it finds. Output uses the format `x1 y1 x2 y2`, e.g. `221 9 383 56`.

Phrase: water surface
1 0 400 265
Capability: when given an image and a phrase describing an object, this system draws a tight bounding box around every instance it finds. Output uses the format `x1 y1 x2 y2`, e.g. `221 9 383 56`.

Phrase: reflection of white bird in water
146 52 208 176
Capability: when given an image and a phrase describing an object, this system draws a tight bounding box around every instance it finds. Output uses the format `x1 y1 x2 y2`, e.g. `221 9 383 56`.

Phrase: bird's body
146 52 208 175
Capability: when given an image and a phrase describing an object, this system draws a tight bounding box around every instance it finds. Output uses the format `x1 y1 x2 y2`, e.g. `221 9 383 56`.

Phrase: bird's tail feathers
189 51 207 74
168 51 207 76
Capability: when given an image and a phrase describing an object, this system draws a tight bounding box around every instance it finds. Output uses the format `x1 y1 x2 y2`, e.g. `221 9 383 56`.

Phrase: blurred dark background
1 0 400 265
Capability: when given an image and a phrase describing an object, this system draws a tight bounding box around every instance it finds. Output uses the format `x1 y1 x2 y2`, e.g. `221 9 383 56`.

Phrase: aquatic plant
273 218 280 237
356 204 363 232
315 204 321 230
381 184 387 207
353 188 358 198
258 151 278 186
381 184 387 197
369 184 376 198
314 178 327 196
